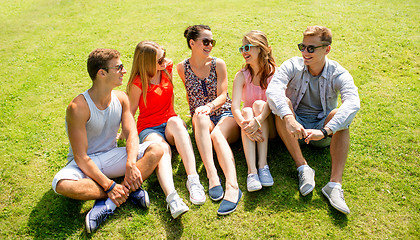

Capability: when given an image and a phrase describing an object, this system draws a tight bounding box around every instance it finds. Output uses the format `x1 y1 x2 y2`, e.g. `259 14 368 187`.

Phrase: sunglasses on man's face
297 43 328 53
103 63 124 72
238 44 255 53
198 38 216 47
158 49 166 65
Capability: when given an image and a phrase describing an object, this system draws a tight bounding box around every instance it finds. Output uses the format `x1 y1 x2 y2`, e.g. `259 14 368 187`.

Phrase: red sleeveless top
132 63 177 133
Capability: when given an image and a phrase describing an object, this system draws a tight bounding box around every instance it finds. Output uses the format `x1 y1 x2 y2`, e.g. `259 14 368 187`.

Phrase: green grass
0 0 419 239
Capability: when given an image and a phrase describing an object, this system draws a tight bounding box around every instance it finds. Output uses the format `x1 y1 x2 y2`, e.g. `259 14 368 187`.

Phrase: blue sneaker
217 189 242 215
85 199 114 233
128 187 150 208
258 165 274 187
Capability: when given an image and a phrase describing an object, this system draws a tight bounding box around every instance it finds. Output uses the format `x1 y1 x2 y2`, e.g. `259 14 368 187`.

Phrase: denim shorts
139 123 167 143
295 113 331 148
210 110 234 126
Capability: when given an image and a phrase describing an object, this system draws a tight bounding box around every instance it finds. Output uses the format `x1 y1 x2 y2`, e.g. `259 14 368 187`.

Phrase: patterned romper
183 57 232 119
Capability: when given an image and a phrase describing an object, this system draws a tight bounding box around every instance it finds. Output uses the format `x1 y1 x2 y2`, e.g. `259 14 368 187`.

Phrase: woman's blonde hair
242 30 276 89
126 41 171 106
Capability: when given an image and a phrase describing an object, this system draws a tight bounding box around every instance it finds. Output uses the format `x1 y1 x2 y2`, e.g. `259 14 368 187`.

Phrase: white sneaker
186 175 206 205
298 165 315 196
166 191 189 219
247 173 262 192
322 183 350 214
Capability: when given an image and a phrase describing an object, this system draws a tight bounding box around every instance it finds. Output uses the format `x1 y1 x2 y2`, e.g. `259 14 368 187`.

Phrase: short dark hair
303 26 332 46
87 48 120 80
183 25 211 49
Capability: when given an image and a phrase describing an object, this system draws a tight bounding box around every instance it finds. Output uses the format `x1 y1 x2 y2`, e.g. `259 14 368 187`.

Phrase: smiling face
155 48 166 71
241 38 260 65
191 29 214 56
301 35 330 69
104 57 126 87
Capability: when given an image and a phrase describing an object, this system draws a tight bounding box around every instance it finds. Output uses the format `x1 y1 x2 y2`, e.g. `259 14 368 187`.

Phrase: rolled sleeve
266 62 294 118
325 71 360 133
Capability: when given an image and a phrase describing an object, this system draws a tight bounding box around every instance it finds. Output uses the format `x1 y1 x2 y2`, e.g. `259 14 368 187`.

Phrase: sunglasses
198 38 216 47
297 43 329 53
103 63 124 72
158 49 166 65
238 44 255 53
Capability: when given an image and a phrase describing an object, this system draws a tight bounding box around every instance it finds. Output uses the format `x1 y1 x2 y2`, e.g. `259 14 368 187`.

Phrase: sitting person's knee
252 100 265 109
147 143 165 161
241 107 253 117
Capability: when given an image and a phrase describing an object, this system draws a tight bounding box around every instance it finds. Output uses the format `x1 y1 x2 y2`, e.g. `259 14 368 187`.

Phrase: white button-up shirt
266 57 360 133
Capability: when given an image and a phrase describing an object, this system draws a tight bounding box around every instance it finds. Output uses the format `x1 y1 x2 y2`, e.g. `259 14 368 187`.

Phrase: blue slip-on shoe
209 185 224 201
258 165 274 187
217 189 242 215
128 187 150 209
85 199 114 233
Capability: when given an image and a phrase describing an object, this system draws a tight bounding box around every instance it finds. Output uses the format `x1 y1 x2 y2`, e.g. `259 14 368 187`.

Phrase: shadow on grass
234 137 348 227
27 189 85 239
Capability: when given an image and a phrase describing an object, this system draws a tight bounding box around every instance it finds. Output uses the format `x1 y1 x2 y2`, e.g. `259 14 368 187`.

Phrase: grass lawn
0 0 419 239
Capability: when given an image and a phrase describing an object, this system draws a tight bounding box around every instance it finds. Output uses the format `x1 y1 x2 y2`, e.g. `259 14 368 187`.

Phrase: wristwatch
320 128 328 139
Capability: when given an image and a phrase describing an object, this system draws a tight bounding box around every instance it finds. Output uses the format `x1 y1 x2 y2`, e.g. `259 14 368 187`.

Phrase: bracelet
254 117 261 128
105 181 116 194
320 128 328 139
206 102 215 110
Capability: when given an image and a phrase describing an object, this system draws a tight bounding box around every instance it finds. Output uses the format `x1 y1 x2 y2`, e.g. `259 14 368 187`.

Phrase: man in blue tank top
267 26 360 215
52 48 164 233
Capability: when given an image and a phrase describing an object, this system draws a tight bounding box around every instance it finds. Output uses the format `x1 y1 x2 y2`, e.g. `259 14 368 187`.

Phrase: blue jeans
210 110 234 126
138 123 167 143
295 113 331 148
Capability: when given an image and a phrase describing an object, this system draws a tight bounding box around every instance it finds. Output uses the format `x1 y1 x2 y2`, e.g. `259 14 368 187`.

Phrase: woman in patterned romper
176 25 241 215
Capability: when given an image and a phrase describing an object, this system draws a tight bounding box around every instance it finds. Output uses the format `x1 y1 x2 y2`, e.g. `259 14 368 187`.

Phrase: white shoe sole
190 197 206 205
261 181 274 187
247 185 262 192
171 207 189 219
300 184 314 196
144 191 150 208
322 188 350 214
85 210 93 233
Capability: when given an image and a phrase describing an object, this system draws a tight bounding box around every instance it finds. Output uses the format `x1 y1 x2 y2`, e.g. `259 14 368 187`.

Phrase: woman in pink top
231 31 277 192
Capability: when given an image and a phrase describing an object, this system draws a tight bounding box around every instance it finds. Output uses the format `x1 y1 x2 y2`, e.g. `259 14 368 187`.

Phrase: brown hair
87 48 120 80
242 30 276 89
303 26 332 45
126 41 171 107
183 25 212 49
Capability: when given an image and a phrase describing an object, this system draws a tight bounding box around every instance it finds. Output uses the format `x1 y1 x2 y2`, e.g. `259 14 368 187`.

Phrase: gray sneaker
247 173 262 192
322 183 350 214
258 165 274 187
298 165 315 196
166 191 189 219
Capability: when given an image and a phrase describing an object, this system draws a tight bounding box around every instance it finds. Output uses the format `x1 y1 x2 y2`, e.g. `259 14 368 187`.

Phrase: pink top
241 69 273 108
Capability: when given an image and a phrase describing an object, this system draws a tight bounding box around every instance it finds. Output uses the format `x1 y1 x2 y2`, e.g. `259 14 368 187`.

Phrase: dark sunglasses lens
118 64 124 71
307 46 315 53
298 44 304 52
202 39 215 46
245 45 251 52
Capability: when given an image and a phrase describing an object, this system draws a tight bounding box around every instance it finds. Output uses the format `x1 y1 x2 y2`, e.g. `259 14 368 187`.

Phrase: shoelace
298 171 305 183
339 189 345 200
190 182 204 197
94 209 113 225
260 169 270 177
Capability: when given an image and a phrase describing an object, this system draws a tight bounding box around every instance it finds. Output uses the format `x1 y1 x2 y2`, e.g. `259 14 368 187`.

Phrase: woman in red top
126 41 205 219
